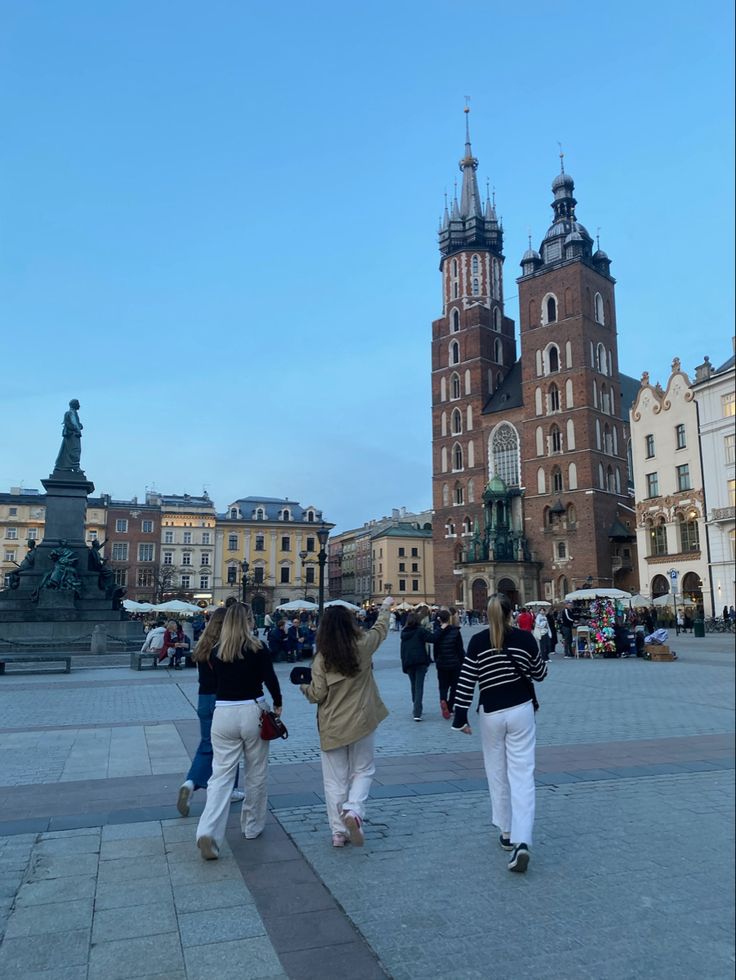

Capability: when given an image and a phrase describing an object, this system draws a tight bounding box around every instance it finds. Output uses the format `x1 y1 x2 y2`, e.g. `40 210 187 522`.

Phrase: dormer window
281 508 292 522
306 509 315 522
255 507 265 520
230 508 238 519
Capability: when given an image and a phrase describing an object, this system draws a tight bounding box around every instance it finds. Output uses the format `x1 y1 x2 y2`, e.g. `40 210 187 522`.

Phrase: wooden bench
0 655 72 675
130 651 160 671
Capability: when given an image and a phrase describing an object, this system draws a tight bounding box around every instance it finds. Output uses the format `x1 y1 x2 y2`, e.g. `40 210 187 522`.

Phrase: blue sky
1 1 733 532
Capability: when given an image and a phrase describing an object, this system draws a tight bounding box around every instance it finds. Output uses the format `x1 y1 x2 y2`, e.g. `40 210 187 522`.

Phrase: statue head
69 399 80 410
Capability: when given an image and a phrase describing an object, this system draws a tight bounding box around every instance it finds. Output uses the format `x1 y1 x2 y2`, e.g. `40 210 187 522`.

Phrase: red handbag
259 710 288 741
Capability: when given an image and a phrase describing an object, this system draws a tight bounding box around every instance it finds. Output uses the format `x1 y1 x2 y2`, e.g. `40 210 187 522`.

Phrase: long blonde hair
487 593 512 650
193 607 227 663
217 602 262 663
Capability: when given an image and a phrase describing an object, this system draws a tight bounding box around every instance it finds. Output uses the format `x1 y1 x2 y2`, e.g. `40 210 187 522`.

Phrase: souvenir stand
564 589 632 658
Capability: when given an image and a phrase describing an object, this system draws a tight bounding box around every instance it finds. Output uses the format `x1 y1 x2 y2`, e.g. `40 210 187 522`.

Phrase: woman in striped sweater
452 592 547 873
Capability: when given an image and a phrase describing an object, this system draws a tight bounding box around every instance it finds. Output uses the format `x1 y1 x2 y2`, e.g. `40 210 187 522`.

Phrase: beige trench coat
301 610 390 751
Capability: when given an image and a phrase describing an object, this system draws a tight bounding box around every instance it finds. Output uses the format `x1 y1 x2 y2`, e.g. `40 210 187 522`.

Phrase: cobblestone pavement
0 632 732 978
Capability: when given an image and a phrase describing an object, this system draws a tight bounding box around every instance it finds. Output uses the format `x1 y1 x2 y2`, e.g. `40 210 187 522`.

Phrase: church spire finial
458 101 481 218
557 141 565 174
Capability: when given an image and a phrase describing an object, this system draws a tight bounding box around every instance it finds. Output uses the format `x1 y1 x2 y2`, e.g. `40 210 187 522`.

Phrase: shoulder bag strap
505 649 539 712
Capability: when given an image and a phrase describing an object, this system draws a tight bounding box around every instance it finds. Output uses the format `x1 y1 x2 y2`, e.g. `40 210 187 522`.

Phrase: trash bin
693 619 705 638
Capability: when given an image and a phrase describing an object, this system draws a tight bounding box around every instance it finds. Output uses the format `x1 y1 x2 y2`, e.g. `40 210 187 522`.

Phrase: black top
210 642 283 707
433 624 465 670
400 624 434 671
452 627 547 727
197 659 217 696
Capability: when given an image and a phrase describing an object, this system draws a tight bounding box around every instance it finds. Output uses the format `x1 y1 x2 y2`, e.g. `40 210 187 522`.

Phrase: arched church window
568 462 578 489
552 466 563 493
494 338 502 364
472 277 480 295
442 483 449 507
594 292 605 324
489 423 520 487
463 516 472 535
537 467 546 493
471 255 479 274
451 309 460 333
548 384 560 413
454 482 464 505
450 373 461 400
451 409 462 435
453 443 463 471
545 295 557 323
493 307 501 331
550 425 562 454
567 503 577 526
450 341 460 365
548 345 560 374
597 343 608 375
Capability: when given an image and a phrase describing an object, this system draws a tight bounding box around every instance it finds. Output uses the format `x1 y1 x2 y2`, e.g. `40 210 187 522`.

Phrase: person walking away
141 619 167 660
533 610 552 661
285 618 301 662
434 608 465 718
517 607 534 632
300 596 394 847
560 602 576 658
177 608 243 817
400 612 435 720
452 592 547 873
546 609 558 654
195 603 282 860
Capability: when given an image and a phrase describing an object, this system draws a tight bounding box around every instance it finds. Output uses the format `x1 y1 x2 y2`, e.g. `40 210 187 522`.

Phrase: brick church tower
431 124 638 613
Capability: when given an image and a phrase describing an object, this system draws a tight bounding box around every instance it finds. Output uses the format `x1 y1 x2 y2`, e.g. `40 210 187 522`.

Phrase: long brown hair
487 592 512 650
193 607 227 663
316 606 361 677
218 602 262 663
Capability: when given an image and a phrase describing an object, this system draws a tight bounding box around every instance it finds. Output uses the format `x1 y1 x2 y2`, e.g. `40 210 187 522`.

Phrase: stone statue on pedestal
54 399 84 472
33 542 83 600
7 539 37 589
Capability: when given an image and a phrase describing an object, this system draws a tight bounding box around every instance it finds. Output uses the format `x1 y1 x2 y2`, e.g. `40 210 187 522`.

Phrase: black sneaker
508 843 530 873
499 834 513 851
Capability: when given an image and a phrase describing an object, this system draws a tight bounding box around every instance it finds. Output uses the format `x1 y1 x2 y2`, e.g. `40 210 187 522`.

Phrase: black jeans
406 665 428 718
560 626 573 656
436 666 461 710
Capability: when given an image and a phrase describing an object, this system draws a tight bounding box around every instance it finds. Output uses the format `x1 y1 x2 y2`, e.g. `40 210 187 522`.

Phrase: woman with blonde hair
301 595 393 847
452 592 547 873
195 602 282 860
176 608 244 817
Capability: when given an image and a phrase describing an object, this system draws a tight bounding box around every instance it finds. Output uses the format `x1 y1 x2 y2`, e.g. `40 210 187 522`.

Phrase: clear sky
1 1 733 533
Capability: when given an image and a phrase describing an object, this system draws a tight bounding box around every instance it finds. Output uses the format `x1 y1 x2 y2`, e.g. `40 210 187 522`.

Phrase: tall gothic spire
459 106 482 218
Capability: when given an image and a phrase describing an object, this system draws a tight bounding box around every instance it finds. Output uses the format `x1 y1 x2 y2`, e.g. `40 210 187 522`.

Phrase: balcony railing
711 506 735 523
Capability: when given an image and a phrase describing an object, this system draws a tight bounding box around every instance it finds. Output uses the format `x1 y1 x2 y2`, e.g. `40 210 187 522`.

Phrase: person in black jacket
400 612 434 721
433 608 465 719
452 592 547 874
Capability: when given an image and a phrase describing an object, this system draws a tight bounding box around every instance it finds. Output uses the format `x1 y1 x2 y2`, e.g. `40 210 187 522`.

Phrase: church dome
552 172 574 193
521 247 541 262
593 248 610 262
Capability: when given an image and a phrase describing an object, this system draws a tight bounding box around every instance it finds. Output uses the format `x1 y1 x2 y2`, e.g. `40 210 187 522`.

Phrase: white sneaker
230 788 245 802
197 835 219 860
177 780 194 817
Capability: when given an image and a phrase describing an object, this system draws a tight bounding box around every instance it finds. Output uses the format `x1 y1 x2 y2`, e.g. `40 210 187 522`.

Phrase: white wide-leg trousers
196 703 270 846
320 731 376 835
479 700 536 846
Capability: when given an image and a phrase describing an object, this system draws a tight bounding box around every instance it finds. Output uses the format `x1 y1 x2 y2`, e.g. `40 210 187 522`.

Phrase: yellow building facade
370 524 435 605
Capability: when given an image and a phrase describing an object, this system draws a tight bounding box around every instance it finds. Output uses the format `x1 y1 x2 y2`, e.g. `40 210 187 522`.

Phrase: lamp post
299 549 309 600
241 559 249 604
316 523 330 619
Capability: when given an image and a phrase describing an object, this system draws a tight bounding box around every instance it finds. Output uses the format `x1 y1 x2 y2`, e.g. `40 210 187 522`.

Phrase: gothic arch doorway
681 572 703 605
471 578 488 616
651 575 669 598
497 577 520 609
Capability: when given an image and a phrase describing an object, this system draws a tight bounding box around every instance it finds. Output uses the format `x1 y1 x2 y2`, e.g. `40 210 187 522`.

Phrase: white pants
196 702 270 846
479 701 536 846
320 731 376 835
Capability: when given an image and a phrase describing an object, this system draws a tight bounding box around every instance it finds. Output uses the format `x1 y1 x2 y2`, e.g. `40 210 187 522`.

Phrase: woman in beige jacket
301 595 394 847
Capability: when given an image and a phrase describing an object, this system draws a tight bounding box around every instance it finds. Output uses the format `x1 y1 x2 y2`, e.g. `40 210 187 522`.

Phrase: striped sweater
452 627 547 728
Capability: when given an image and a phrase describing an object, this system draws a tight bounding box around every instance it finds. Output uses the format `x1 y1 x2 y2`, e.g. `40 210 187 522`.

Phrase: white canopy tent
564 588 632 602
274 599 319 612
526 600 551 608
324 599 362 612
628 594 652 608
653 593 695 607
155 599 203 614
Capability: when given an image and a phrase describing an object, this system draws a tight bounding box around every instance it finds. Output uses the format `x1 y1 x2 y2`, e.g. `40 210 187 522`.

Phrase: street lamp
241 559 249 604
299 549 309 600
316 522 330 619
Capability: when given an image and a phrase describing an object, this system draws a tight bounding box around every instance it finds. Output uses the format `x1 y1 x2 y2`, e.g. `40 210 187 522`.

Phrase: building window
548 384 560 413
679 516 700 552
137 569 153 588
725 434 736 464
227 566 237 584
411 548 419 557
547 345 560 374
412 579 420 592
454 483 464 505
281 536 290 551
411 562 419 572
112 542 128 561
398 547 405 557
676 464 691 492
253 567 264 584
471 255 479 274
550 426 562 454
557 541 567 559
472 277 480 295
201 553 210 566
138 544 154 562
182 552 192 566
164 530 174 544
594 292 604 324
8 507 17 516
113 569 128 586
115 519 128 533
675 424 686 450
451 373 461 400
544 295 557 324
280 567 290 584
6 528 18 540
650 520 668 556
450 341 460 365
306 536 315 552
646 473 659 498
399 580 406 592
183 532 192 545
230 507 238 519
228 534 238 551
722 392 735 417
451 409 462 435
202 532 211 545
255 534 265 551
490 423 521 487
27 528 38 540
180 575 190 589
552 467 563 493
399 562 406 572
163 552 173 565
728 479 735 507
142 520 154 533
200 576 210 590
4 550 16 562
645 434 655 458
453 443 463 471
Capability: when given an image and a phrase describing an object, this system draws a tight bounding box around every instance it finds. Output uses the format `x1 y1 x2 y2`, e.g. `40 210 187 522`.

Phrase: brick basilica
431 110 640 612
